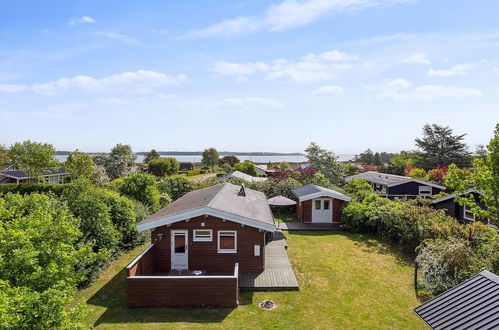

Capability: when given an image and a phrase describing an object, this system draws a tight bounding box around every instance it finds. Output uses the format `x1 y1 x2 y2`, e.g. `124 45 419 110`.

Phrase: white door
171 230 188 269
311 198 333 223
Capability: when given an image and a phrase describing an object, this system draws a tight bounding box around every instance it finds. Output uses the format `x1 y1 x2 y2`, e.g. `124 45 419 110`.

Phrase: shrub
233 161 257 176
0 183 67 196
407 167 427 181
187 169 201 176
158 175 195 200
427 166 448 183
148 157 180 177
118 173 160 212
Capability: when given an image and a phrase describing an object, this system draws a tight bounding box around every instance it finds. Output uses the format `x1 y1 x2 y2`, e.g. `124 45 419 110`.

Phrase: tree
355 149 374 164
414 124 471 169
64 149 95 179
406 167 427 181
475 144 488 160
304 142 343 185
8 141 58 182
110 144 136 167
148 158 179 177
119 173 160 212
273 161 290 171
157 175 195 200
91 165 110 184
202 148 219 172
233 160 257 176
387 151 418 175
219 155 240 167
144 149 160 164
0 145 8 169
445 124 499 226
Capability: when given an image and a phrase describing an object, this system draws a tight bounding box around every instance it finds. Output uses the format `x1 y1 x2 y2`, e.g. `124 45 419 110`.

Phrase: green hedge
0 184 68 196
187 169 201 176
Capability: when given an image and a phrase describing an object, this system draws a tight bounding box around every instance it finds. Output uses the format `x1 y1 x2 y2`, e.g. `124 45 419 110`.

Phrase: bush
233 161 257 176
148 157 180 177
157 175 194 200
187 169 201 176
118 173 160 212
0 183 67 196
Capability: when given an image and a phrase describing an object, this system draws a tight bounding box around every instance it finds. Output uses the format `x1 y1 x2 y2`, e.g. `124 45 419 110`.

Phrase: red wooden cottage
292 184 351 223
126 183 275 307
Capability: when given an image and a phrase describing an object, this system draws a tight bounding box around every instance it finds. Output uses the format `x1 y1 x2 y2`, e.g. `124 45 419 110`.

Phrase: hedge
0 184 68 196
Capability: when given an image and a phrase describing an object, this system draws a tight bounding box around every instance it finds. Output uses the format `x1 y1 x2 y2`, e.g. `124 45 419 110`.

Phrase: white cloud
211 49 357 83
384 78 412 90
428 63 474 76
0 70 187 95
210 61 269 76
97 32 141 46
402 52 431 64
96 97 128 105
379 85 483 101
311 85 344 95
182 0 415 39
68 16 96 25
235 76 250 83
211 97 282 109
182 17 261 39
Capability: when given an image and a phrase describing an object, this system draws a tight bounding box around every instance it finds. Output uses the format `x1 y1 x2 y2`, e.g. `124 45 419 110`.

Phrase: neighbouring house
220 170 267 183
179 162 194 171
126 183 276 307
255 164 275 176
292 184 351 224
432 190 494 227
0 168 69 184
414 270 499 329
344 171 446 199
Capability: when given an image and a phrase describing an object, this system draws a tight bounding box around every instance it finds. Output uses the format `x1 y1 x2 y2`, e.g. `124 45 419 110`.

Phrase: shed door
311 198 333 223
171 230 188 269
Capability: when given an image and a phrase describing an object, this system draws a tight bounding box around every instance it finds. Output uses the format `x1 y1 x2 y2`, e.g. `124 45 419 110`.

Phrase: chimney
238 184 246 197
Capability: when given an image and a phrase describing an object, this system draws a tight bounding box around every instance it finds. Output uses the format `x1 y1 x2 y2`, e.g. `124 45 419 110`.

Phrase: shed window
193 229 212 242
419 186 432 196
315 200 321 210
463 205 475 221
218 231 237 253
323 200 330 210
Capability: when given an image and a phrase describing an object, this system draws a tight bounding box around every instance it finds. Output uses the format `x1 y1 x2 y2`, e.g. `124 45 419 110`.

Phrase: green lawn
74 232 425 329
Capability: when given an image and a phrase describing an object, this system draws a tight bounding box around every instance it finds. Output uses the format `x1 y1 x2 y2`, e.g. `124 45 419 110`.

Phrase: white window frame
314 200 322 210
419 185 432 196
463 205 476 221
217 230 237 254
193 229 212 242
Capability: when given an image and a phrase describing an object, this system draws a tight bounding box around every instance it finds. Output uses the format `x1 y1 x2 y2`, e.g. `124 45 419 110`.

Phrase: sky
0 0 498 154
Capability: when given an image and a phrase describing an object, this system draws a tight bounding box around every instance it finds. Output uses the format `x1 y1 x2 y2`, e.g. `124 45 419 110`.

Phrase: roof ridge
207 182 231 207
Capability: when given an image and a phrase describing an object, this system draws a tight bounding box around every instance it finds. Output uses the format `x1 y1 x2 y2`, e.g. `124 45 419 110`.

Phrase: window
173 233 186 253
419 186 432 196
193 229 212 242
218 231 237 253
47 176 59 184
315 200 321 210
254 245 260 256
323 200 330 210
463 205 475 221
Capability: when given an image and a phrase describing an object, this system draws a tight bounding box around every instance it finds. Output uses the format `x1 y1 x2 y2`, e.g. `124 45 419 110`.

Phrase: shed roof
291 184 351 202
137 183 275 232
345 171 446 190
0 168 67 179
414 270 499 329
432 189 479 204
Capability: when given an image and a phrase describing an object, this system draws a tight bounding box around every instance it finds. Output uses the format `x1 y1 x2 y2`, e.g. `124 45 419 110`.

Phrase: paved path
239 231 299 290
278 222 343 231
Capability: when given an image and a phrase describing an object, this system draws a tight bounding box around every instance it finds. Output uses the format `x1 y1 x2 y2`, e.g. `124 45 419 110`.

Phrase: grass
272 212 299 223
74 232 425 329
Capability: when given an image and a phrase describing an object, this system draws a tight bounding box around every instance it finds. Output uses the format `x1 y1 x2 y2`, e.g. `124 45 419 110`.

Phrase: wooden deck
278 222 343 231
239 231 299 290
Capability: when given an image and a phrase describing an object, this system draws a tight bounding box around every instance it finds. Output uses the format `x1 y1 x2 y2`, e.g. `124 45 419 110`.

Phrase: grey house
432 190 493 227
0 168 69 184
344 171 445 199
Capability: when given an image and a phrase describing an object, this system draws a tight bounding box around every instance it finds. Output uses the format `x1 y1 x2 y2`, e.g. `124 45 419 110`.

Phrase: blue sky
0 0 498 153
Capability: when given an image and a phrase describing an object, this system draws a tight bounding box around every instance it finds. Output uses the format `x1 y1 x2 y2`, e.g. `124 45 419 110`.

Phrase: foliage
273 161 290 171
202 148 219 171
0 183 67 196
118 173 160 212
343 162 361 176
354 149 384 167
102 144 137 179
343 179 373 200
0 193 95 329
233 160 257 176
7 140 58 182
65 149 95 179
387 151 419 175
406 167 427 181
143 149 160 164
109 144 136 167
445 124 499 226
157 175 195 200
360 164 378 172
304 142 343 185
91 165 110 185
148 157 179 177
414 124 470 169
219 155 240 167
0 145 8 169
427 166 448 183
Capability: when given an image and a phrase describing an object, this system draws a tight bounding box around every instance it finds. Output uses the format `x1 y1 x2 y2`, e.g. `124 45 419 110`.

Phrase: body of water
56 154 355 164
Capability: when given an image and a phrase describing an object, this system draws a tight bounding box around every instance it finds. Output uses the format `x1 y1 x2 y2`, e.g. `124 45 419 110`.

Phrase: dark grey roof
291 184 351 201
414 270 499 329
432 189 479 204
138 183 274 230
0 168 67 179
345 171 446 189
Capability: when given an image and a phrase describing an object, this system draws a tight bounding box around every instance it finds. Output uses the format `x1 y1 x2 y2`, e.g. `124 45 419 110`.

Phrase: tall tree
64 149 95 179
304 142 343 184
445 124 499 226
105 144 136 179
202 148 219 172
8 141 58 182
144 149 160 164
0 144 8 169
109 144 136 167
414 124 470 169
219 155 240 167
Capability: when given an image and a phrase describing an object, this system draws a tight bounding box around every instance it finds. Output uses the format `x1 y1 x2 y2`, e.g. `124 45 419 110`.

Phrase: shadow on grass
87 268 253 327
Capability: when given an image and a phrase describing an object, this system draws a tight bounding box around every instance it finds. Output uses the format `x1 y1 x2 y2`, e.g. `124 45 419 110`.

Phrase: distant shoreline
56 151 305 156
